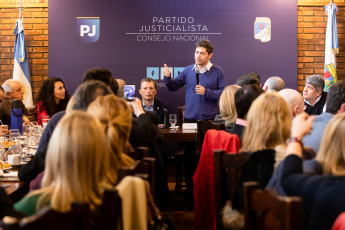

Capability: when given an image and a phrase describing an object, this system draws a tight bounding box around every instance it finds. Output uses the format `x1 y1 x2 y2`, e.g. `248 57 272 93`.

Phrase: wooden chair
243 181 304 230
117 157 156 196
127 146 150 161
177 105 185 126
174 105 186 192
0 202 90 230
99 189 122 230
197 120 225 155
214 150 249 230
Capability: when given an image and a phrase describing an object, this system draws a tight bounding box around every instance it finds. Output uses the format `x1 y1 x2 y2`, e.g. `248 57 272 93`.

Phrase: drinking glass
29 122 39 135
169 114 177 129
23 124 29 136
16 136 28 156
42 115 50 127
9 129 20 141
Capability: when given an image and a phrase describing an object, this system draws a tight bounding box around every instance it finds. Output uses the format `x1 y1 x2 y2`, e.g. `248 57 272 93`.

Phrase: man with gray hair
304 80 345 153
278 88 304 117
0 79 35 126
263 76 285 92
303 75 328 115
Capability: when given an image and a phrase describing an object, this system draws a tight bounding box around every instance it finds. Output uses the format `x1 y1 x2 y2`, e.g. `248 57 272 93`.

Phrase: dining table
1 167 29 202
160 127 197 142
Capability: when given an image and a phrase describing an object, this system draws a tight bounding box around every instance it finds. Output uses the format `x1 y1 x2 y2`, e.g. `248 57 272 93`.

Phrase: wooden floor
161 179 194 230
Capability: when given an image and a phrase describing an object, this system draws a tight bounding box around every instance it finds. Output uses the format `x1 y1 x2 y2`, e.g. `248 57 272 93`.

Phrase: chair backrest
243 181 304 230
177 106 185 126
127 146 150 160
0 202 90 230
197 120 225 154
117 158 156 195
214 150 249 230
99 189 122 230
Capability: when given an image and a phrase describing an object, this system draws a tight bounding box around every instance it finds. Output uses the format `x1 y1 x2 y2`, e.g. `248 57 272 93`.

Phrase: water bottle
11 100 23 134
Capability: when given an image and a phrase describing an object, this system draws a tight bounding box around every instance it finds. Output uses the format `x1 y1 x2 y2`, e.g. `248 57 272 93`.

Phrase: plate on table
7 162 26 166
0 166 12 171
0 161 11 170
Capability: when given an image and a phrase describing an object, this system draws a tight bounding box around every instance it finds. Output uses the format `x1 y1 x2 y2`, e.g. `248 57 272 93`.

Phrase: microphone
195 68 199 85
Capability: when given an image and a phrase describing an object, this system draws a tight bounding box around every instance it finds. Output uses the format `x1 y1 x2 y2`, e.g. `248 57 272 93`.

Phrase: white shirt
193 62 213 74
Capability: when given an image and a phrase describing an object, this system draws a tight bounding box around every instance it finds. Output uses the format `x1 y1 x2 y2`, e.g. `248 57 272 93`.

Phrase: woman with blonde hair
87 94 134 185
281 113 345 229
232 92 292 211
241 91 292 156
14 111 110 216
215 85 241 128
315 114 345 176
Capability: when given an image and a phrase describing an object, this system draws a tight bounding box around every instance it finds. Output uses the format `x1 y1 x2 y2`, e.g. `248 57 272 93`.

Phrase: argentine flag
324 3 339 92
13 19 33 107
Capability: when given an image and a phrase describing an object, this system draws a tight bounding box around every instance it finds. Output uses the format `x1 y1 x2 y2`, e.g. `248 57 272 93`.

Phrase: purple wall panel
49 0 297 113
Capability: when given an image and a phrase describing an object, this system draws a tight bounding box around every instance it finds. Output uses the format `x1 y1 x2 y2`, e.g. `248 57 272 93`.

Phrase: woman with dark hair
36 77 70 125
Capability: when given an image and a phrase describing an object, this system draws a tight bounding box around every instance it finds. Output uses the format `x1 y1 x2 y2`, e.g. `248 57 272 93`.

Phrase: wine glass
169 114 177 129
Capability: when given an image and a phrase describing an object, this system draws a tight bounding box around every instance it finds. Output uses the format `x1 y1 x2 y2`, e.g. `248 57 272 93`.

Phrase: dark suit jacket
226 123 245 144
0 98 35 126
142 98 169 124
304 91 328 115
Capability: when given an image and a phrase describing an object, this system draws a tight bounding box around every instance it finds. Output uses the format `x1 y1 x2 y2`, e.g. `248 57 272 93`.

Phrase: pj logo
77 17 100 42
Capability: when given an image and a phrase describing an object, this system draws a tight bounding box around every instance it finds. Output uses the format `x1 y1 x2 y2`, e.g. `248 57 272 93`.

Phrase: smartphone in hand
124 85 135 101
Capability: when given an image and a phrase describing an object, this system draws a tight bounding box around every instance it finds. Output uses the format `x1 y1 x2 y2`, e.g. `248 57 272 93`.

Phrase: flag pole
16 0 25 20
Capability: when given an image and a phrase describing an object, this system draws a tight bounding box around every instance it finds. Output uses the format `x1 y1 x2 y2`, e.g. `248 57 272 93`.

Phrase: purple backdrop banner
49 0 297 113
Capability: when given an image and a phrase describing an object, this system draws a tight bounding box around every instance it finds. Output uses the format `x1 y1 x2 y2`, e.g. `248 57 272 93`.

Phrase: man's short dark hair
73 80 113 111
140 78 157 90
235 85 264 119
83 67 119 95
326 80 345 114
195 39 214 54
236 73 261 87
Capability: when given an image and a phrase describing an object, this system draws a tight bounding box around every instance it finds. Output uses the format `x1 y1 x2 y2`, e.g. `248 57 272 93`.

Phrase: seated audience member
235 72 261 87
232 92 292 211
0 86 4 107
214 85 241 128
226 85 264 143
303 75 328 115
36 77 70 125
262 76 285 92
87 95 134 184
304 80 345 153
18 81 113 183
83 67 119 95
0 79 35 126
139 78 169 125
116 79 126 97
278 88 305 117
15 111 110 216
282 113 345 230
139 77 170 183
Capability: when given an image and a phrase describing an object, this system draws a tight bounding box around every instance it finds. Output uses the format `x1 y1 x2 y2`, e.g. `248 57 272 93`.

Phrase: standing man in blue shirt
163 39 225 121
163 39 226 195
